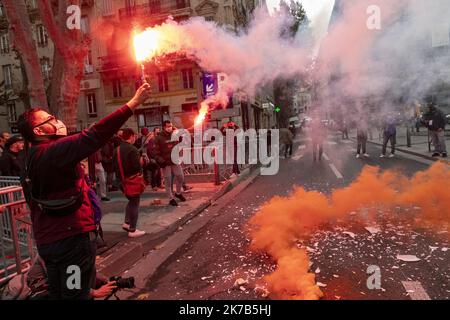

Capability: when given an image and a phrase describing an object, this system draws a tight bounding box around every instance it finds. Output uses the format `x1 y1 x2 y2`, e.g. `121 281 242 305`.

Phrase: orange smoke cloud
248 162 450 300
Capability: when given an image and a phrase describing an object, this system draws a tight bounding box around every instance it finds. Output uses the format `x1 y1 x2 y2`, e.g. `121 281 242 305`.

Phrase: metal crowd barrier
0 182 35 285
181 140 255 185
181 146 221 185
0 176 21 191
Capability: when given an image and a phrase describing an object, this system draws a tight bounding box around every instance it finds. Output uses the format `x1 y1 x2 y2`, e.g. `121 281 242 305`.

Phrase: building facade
325 0 450 118
0 0 54 133
0 0 276 135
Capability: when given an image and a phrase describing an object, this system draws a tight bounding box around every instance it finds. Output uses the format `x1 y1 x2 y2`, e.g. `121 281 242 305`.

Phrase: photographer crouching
17 83 151 300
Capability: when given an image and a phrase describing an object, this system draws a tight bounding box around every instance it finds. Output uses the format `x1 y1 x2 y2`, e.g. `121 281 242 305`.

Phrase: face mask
34 116 68 138
51 120 68 136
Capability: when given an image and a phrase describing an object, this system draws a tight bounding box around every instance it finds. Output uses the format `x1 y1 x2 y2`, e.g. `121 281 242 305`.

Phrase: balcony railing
99 49 193 75
119 0 191 20
98 50 134 74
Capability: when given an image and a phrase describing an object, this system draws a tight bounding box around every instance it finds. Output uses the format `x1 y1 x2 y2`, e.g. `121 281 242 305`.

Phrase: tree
274 1 310 127
37 0 88 132
3 0 87 132
232 0 257 30
3 0 48 108
288 0 308 37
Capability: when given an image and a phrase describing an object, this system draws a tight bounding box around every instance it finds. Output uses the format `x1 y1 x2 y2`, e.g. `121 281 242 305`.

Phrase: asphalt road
131 132 449 300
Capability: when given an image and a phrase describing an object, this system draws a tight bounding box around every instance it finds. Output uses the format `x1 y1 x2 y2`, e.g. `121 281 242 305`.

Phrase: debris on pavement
396 255 421 262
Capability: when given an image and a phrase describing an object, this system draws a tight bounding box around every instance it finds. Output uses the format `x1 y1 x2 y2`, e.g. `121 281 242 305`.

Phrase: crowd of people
275 101 447 161
0 112 193 239
0 83 200 300
0 78 447 300
0 82 212 300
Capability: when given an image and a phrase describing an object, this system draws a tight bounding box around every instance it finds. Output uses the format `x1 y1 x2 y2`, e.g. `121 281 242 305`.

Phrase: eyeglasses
33 116 57 129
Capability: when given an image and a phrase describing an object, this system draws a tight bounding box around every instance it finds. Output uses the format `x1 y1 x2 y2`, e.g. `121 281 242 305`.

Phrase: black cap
5 135 24 150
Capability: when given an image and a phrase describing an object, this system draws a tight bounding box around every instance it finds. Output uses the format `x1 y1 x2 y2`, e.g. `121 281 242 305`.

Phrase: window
0 3 4 17
7 102 17 123
0 33 9 54
205 16 215 22
125 0 136 8
102 0 114 16
176 0 187 9
3 65 12 89
36 25 48 47
157 72 169 92
181 103 198 112
86 93 97 117
81 16 90 36
149 0 162 14
124 0 136 15
224 6 232 25
28 0 37 9
84 50 93 74
41 58 50 80
432 22 450 48
112 79 122 98
181 68 194 89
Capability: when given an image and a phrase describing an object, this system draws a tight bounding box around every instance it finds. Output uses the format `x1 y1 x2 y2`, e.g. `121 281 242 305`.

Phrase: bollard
214 147 220 186
406 126 411 147
428 129 431 152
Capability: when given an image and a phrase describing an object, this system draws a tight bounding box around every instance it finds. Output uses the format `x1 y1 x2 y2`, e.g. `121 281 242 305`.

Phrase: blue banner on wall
202 72 218 99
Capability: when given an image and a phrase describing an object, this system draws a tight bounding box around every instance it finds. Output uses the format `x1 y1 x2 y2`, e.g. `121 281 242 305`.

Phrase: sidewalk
96 166 256 277
353 129 450 162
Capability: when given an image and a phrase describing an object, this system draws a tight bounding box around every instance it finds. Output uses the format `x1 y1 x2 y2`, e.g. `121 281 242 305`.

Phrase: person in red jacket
17 83 151 300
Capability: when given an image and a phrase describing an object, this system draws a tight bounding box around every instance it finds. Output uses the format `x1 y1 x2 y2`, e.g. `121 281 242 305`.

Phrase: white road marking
326 141 337 145
329 163 344 179
291 154 304 161
322 153 330 161
402 281 431 300
298 145 306 150
342 140 353 144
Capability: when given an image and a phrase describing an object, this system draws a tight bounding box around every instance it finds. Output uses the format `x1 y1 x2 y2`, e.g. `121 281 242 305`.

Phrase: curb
97 165 258 277
351 137 450 164
114 166 261 300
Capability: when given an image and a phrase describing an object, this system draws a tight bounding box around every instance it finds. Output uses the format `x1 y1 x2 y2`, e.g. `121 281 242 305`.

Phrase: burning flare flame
195 103 208 126
133 29 160 62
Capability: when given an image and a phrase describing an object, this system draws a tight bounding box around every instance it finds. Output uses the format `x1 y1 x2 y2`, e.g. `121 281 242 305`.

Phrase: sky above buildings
266 0 335 49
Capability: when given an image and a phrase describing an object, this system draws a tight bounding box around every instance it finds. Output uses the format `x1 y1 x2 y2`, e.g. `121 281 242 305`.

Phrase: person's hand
91 281 118 299
127 83 152 110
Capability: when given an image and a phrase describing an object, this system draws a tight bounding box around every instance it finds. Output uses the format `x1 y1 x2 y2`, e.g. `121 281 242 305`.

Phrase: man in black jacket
16 83 151 300
101 138 116 192
0 135 25 176
423 102 447 157
153 120 186 206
